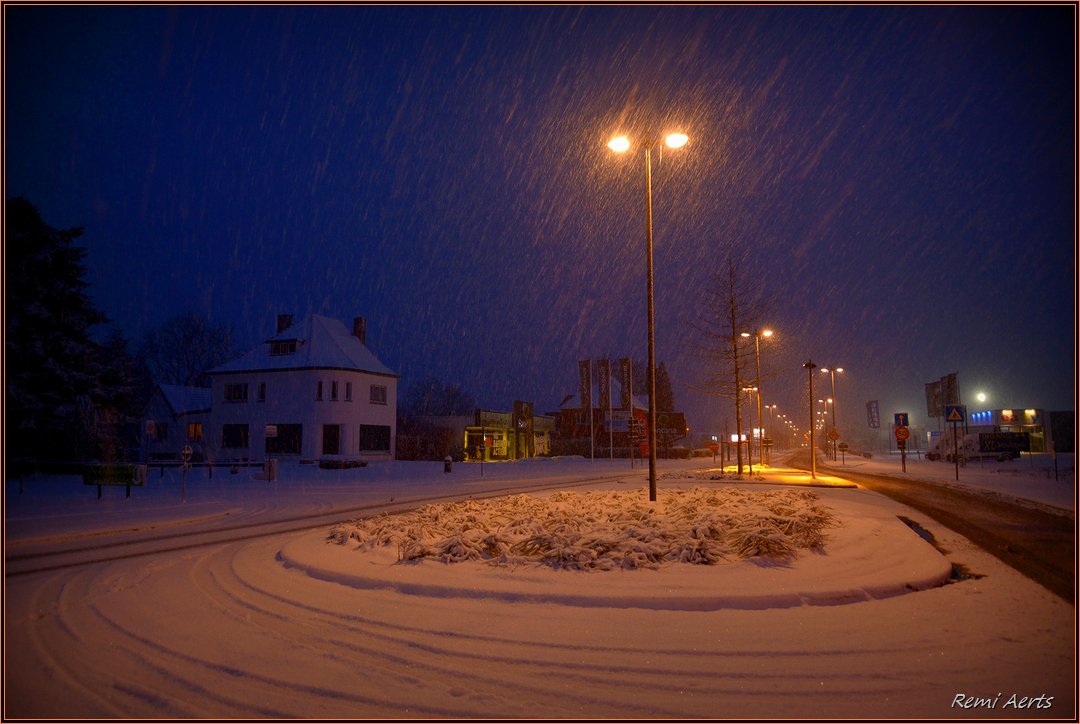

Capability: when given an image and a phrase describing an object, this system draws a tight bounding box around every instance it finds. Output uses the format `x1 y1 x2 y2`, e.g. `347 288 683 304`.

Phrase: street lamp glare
761 329 773 338
740 331 751 338
665 132 689 148
607 136 631 153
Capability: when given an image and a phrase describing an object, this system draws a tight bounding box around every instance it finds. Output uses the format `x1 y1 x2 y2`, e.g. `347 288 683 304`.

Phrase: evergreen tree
6 198 108 462
91 327 155 461
630 359 676 411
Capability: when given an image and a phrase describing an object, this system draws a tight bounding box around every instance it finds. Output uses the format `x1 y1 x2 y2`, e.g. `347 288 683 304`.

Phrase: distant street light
608 130 689 502
820 367 844 460
803 360 817 479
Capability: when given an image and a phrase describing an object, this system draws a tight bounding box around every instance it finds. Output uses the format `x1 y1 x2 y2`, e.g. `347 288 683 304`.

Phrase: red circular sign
895 426 910 441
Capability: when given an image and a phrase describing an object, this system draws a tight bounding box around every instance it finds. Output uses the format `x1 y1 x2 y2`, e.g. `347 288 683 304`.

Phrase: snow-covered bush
328 488 837 571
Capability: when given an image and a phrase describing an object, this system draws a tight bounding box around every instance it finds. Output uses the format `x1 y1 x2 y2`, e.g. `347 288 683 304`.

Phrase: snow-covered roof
561 378 647 411
159 384 212 415
207 314 397 377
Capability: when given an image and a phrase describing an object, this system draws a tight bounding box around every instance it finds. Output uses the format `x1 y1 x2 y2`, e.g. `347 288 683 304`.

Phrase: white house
205 314 399 462
142 384 213 461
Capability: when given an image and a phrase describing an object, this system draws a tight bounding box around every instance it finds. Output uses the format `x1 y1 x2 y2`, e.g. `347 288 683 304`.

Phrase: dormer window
270 339 298 355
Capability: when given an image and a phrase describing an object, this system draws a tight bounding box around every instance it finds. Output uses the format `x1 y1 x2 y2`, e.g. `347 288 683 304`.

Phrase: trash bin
444 456 452 474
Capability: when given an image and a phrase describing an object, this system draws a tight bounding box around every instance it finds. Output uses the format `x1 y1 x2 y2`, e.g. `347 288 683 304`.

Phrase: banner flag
578 360 592 410
597 359 611 412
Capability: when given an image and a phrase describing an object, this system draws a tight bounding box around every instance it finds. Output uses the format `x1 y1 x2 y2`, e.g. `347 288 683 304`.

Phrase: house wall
209 369 397 461
142 389 211 461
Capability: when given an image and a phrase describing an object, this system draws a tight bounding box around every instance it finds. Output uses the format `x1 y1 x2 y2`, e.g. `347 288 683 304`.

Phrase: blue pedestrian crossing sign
944 404 966 423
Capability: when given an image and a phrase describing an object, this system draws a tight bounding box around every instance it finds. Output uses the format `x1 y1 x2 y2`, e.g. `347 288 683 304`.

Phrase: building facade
142 384 212 461
205 314 398 462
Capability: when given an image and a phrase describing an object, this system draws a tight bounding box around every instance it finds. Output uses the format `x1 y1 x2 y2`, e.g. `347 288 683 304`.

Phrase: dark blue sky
5 4 1075 439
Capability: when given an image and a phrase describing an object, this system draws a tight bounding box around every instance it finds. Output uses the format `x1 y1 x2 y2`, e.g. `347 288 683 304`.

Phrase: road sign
265 424 278 438
708 442 719 454
895 426 910 442
827 428 840 441
944 404 966 423
894 412 909 428
838 442 849 451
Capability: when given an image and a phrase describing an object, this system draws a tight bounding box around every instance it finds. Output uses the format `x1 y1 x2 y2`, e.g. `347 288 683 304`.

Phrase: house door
322 424 341 455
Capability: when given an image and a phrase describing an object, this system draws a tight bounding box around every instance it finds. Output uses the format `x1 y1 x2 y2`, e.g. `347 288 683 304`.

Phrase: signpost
945 404 966 480
894 424 910 472
180 444 193 501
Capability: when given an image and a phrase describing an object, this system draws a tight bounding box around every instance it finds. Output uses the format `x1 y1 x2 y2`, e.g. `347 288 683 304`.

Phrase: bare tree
138 311 235 387
689 256 769 475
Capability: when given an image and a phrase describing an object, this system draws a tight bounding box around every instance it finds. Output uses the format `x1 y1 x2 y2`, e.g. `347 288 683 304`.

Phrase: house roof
159 384 212 415
206 314 397 377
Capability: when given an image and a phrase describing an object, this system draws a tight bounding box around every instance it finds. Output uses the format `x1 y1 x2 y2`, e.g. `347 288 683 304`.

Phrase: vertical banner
866 400 880 429
940 372 959 406
925 381 943 417
597 359 611 413
619 357 632 409
578 360 592 410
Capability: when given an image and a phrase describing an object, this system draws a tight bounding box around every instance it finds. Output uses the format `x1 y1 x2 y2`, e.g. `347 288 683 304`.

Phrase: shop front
464 403 553 461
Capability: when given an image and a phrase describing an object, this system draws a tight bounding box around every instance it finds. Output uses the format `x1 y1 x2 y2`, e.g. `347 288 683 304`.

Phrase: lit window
187 422 203 441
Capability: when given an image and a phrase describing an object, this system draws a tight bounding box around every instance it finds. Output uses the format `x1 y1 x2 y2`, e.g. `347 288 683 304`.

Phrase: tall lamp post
608 131 688 502
820 367 844 460
742 329 773 466
803 360 817 479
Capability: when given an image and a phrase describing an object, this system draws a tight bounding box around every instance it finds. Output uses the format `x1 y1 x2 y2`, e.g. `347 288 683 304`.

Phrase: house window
222 424 249 449
270 340 297 355
187 422 203 441
266 424 302 455
370 385 387 405
345 382 353 402
331 381 339 401
359 424 391 453
152 422 169 442
322 424 341 455
316 381 323 401
258 382 266 402
224 383 248 402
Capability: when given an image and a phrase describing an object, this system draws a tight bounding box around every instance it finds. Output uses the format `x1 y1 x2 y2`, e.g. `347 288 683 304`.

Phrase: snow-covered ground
4 454 1075 719
819 451 1074 512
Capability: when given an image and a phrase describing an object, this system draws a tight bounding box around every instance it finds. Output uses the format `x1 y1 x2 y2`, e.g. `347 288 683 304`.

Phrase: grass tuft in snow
327 488 837 571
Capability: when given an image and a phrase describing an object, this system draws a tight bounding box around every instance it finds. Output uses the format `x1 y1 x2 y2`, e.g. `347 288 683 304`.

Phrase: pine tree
6 198 108 462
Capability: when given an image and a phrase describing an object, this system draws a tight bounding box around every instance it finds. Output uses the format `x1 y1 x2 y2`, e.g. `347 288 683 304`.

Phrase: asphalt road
790 451 1075 603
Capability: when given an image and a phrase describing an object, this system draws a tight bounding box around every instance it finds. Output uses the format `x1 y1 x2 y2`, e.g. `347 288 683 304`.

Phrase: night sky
5 4 1075 440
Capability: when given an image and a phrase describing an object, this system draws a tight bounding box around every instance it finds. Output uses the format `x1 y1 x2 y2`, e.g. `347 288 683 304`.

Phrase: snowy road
4 459 1074 719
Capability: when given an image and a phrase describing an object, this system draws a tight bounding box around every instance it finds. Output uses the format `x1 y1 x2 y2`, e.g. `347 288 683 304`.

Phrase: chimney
276 314 294 333
353 316 367 345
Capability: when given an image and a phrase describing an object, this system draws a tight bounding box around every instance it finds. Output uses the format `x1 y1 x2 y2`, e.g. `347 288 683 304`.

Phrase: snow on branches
328 488 837 571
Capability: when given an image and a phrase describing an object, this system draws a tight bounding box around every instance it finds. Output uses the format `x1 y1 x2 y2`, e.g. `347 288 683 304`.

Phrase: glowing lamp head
761 329 773 338
607 136 631 153
665 132 689 148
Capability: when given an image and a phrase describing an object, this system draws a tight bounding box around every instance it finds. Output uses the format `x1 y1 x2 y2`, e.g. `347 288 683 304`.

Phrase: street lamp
820 367 844 460
741 329 773 466
803 360 817 479
608 130 689 502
